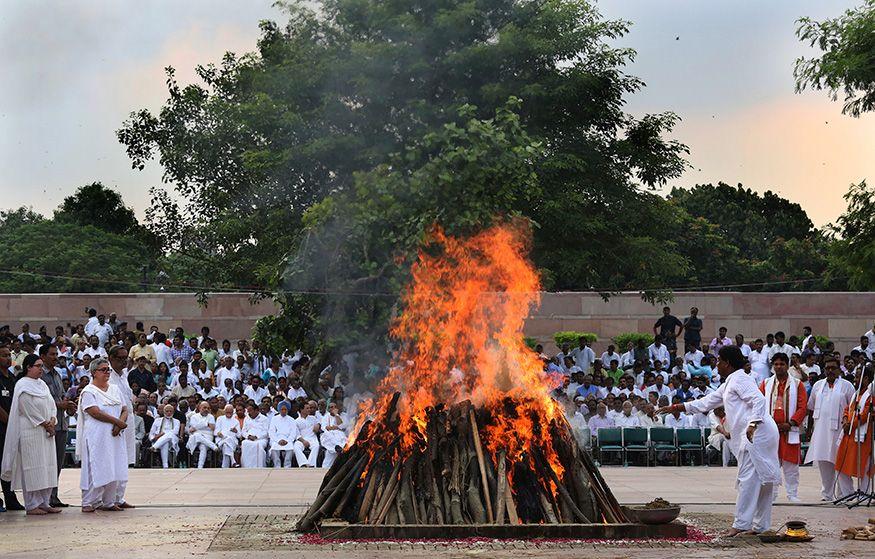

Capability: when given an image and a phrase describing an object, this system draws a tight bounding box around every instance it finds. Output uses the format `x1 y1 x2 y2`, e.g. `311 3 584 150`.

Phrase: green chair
703 427 711 440
676 428 704 466
649 427 676 466
597 428 623 466
622 428 650 467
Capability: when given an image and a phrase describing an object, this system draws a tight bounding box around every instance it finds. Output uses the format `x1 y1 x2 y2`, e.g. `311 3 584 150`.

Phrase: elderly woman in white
1 354 60 515
320 402 348 469
186 402 218 469
149 405 181 468
268 401 298 468
214 404 241 468
76 358 129 512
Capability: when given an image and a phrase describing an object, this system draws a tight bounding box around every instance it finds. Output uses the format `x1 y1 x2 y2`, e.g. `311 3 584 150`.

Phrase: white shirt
647 343 670 367
804 377 855 464
684 349 704 367
737 343 751 358
217 366 241 387
570 346 596 372
748 350 770 383
769 343 799 363
84 316 100 336
663 413 690 430
198 388 220 400
865 329 875 348
614 413 641 428
600 352 621 367
243 385 269 403
153 342 173 367
93 323 114 346
646 384 672 401
852 345 874 360
620 350 636 369
83 346 107 359
295 414 320 441
287 386 308 400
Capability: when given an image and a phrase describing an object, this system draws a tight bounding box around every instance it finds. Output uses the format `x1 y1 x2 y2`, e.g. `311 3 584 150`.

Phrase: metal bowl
622 505 681 525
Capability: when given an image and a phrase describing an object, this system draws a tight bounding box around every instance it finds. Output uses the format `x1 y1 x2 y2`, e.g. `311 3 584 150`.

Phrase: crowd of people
0 304 873 516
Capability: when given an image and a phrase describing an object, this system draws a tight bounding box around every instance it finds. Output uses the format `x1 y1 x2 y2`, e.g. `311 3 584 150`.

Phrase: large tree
829 181 875 290
118 0 687 303
795 1 875 116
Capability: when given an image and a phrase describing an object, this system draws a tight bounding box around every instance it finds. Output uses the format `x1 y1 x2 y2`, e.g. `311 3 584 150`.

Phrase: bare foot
118 502 136 509
724 527 746 537
99 505 122 512
82 506 96 513
26 509 48 516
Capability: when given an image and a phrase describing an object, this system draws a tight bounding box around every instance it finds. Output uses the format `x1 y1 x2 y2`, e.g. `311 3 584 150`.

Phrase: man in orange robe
835 367 873 497
759 353 807 503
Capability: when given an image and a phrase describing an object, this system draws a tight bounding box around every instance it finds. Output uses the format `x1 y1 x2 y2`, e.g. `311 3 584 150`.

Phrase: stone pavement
0 466 873 558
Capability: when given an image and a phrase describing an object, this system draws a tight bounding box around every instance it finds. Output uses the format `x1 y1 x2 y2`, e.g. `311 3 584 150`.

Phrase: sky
1 0 872 227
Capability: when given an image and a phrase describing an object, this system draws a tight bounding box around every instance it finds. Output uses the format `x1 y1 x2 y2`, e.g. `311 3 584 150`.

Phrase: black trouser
50 431 66 502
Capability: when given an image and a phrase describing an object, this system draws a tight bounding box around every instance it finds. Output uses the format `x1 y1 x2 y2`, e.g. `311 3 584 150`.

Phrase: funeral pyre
297 222 628 531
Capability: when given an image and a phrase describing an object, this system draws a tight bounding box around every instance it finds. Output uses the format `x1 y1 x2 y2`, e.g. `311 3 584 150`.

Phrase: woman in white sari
186 402 217 469
1 354 60 515
214 405 240 468
76 358 129 512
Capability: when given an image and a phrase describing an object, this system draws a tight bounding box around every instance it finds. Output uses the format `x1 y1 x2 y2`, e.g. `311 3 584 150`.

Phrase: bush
523 336 539 350
612 332 653 351
553 331 597 348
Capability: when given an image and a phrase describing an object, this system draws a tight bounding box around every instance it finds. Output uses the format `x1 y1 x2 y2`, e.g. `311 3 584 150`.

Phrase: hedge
553 331 598 347
611 332 654 351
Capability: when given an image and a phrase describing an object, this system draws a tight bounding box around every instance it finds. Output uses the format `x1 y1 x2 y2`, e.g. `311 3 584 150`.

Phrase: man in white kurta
320 402 349 469
269 402 298 468
804 363 855 500
108 346 136 507
663 346 781 535
186 403 218 469
77 380 128 510
241 404 269 468
0 375 58 513
214 405 241 468
294 400 322 467
149 405 181 468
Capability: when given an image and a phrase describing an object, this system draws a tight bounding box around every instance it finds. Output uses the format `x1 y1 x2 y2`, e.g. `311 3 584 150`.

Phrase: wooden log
533 448 590 523
296 448 363 530
297 452 368 531
505 483 519 525
332 450 370 517
494 450 507 525
357 461 381 522
371 459 403 524
464 458 487 523
468 409 494 523
397 453 418 525
448 442 464 524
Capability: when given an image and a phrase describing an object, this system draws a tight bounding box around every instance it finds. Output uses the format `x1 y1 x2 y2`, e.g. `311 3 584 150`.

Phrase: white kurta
269 414 299 452
685 369 781 485
77 384 128 491
0 377 58 492
186 413 216 453
804 377 855 464
215 415 240 457
320 413 348 450
149 416 180 450
241 414 269 468
109 367 136 465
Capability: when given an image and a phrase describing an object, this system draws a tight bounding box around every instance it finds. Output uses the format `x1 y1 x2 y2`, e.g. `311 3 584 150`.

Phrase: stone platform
0 467 873 558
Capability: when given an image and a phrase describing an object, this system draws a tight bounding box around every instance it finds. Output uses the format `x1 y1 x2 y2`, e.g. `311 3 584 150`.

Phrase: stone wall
0 292 872 353
525 291 875 354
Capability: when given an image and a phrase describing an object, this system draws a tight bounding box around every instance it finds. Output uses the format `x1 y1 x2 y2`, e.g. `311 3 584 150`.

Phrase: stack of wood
297 393 629 531
841 519 875 541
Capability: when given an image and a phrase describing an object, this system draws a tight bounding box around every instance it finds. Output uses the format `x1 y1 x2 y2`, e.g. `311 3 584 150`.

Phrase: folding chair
649 427 676 466
676 428 704 466
597 428 623 466
622 428 650 466
65 429 77 467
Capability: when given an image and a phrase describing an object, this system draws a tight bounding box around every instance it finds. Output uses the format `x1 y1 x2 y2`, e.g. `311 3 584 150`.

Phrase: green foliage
795 1 875 116
54 182 137 234
667 182 835 290
553 331 598 348
251 299 318 358
523 336 539 350
611 332 653 351
0 218 153 292
828 181 875 289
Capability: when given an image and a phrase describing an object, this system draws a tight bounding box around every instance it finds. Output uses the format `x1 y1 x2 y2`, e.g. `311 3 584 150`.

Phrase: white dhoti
778 460 800 500
82 480 117 509
294 437 320 468
320 430 347 470
216 436 239 468
241 439 267 468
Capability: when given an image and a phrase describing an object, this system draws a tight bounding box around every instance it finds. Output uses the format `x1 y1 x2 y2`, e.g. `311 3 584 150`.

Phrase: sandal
26 509 48 515
82 506 96 513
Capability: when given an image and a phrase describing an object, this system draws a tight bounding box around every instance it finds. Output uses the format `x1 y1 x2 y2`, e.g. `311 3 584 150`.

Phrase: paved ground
0 466 873 558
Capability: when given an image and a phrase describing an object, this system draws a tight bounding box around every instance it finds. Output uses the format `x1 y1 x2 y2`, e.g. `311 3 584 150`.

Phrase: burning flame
355 219 564 478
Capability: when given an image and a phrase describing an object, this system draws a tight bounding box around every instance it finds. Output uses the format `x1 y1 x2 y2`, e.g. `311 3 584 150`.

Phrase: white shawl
1 376 55 482
75 383 123 461
764 375 801 444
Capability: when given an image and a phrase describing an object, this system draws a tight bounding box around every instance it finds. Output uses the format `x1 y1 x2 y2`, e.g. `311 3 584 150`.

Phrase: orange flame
355 219 564 478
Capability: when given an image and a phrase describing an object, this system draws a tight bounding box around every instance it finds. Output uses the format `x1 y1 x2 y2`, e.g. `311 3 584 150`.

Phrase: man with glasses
804 356 855 501
107 345 136 509
39 343 73 508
